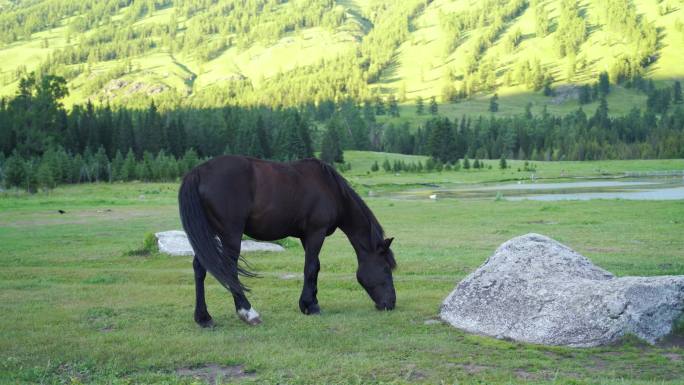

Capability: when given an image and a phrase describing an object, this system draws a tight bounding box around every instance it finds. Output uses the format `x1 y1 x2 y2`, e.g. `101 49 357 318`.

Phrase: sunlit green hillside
0 0 682 116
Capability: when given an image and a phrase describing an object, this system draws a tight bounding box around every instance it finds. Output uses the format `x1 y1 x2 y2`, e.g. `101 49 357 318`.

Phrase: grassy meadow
1 154 683 384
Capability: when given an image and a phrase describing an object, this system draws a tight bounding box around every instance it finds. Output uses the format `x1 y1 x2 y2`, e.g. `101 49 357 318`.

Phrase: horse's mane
317 160 396 268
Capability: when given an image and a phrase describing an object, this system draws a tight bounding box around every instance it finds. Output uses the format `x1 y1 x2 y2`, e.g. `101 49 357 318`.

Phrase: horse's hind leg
218 232 262 326
193 257 214 328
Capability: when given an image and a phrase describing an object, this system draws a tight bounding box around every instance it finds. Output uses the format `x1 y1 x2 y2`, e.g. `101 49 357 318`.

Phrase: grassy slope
0 0 682 115
1 156 684 384
377 0 683 122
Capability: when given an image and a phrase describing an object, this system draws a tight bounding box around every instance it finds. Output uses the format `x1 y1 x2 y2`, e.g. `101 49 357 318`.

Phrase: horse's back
192 156 340 239
249 158 341 238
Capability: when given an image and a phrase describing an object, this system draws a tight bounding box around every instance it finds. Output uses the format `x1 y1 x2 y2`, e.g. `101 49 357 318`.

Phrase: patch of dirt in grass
514 369 539 380
585 246 623 253
663 353 682 362
658 333 684 348
176 364 253 383
458 363 490 374
1 207 163 227
83 307 117 331
525 220 559 225
402 364 428 381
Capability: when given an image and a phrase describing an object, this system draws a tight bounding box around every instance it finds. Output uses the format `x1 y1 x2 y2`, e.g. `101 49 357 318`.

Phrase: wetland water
384 176 684 201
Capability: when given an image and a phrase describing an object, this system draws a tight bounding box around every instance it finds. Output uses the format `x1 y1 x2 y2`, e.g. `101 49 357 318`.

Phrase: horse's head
357 237 396 310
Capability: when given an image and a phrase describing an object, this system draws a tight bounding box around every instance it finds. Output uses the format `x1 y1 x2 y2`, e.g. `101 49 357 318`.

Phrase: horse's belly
244 213 300 241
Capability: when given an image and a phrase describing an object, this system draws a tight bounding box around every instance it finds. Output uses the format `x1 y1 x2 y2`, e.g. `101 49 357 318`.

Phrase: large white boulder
440 233 684 347
155 230 285 256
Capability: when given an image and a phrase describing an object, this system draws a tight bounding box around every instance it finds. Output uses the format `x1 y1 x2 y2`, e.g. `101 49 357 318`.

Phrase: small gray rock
155 230 285 256
440 233 684 347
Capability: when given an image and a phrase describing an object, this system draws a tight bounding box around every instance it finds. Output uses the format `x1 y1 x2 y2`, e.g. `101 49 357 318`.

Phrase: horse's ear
383 237 394 250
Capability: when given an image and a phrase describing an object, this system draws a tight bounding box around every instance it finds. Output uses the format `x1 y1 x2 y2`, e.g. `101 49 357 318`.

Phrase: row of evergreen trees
2 72 684 191
1 146 201 192
370 157 505 173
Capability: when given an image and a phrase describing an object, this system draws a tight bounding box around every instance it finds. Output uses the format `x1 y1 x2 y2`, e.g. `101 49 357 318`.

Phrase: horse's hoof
304 304 321 315
196 318 215 328
237 308 262 326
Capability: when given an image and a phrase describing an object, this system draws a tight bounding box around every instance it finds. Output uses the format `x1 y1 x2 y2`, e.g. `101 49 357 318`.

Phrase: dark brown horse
179 155 396 327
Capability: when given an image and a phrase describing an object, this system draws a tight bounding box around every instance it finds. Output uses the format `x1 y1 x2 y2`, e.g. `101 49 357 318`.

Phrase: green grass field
1 157 683 384
342 151 684 189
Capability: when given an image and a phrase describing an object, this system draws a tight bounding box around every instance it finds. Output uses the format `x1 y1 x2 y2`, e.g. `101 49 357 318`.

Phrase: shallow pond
381 176 684 201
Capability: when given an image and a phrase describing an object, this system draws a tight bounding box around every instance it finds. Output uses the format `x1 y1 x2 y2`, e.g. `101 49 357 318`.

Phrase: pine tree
94 146 110 182
382 158 391 172
122 148 137 181
674 81 682 104
363 100 376 123
181 148 199 175
429 96 438 115
598 71 610 96
499 155 508 169
463 156 471 169
388 94 399 117
320 123 343 164
374 96 386 116
36 160 56 190
112 150 124 181
416 96 424 115
489 94 499 112
3 151 26 188
370 160 379 172
579 84 592 104
252 115 272 159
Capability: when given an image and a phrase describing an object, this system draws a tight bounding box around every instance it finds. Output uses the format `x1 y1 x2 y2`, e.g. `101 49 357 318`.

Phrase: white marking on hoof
237 308 262 325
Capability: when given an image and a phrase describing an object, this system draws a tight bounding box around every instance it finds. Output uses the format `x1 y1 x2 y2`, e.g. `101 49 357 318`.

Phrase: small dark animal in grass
179 156 397 327
58 210 66 214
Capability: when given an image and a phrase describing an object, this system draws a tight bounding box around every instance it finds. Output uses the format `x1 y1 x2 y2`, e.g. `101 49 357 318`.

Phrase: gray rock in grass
440 233 684 347
155 230 284 256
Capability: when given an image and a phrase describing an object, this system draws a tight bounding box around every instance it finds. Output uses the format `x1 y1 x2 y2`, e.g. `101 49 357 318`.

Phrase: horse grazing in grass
179 155 396 327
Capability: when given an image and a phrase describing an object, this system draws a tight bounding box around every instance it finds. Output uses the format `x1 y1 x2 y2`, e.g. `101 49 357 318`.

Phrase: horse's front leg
299 231 325 315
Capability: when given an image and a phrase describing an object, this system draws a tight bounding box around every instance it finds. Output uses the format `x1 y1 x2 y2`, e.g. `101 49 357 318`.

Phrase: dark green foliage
429 96 438 115
374 96 386 116
3 73 684 191
416 96 424 115
382 122 415 154
674 81 682 104
320 123 344 165
388 95 400 117
382 158 391 172
598 72 610 97
4 151 27 188
489 94 499 112
647 87 671 114
579 84 592 104
427 118 458 163
370 161 379 172
499 155 507 169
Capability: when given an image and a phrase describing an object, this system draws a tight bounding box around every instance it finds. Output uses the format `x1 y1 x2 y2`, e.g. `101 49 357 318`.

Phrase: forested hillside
0 0 682 114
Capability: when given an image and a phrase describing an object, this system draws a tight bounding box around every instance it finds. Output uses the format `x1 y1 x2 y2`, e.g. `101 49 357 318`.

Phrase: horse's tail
178 169 246 293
